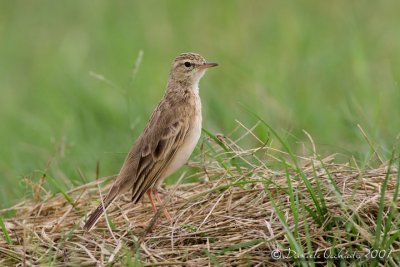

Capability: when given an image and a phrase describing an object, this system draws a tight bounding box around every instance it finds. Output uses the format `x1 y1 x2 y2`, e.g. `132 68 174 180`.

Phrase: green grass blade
45 173 75 207
202 128 233 175
283 160 299 237
106 214 117 231
301 207 315 267
202 127 246 174
0 216 12 245
123 248 143 267
239 104 295 161
373 152 395 252
203 250 221 267
311 162 328 214
382 155 400 249
220 239 264 254
202 128 230 152
242 106 325 224
267 191 307 267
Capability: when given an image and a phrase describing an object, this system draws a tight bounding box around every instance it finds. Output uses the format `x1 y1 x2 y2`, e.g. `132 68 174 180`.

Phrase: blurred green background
1 1 399 208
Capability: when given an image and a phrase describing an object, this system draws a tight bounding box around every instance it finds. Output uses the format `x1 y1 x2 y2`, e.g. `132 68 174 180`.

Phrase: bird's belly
158 114 202 184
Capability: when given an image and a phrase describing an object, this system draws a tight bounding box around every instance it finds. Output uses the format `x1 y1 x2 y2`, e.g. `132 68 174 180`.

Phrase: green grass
0 120 398 265
1 0 400 209
0 216 12 245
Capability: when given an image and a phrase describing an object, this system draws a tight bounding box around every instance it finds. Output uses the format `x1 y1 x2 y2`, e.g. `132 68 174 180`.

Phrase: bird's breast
157 98 202 184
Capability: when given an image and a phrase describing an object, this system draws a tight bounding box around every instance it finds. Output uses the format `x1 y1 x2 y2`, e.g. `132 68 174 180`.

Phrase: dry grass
1 126 399 266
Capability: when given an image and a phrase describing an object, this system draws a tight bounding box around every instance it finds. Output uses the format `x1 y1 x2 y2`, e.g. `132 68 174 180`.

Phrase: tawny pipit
84 53 217 231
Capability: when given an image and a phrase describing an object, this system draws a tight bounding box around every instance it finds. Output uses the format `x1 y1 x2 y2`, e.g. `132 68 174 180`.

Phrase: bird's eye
184 61 191 68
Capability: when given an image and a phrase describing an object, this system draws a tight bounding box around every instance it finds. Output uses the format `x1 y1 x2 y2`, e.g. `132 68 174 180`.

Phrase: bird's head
170 52 218 85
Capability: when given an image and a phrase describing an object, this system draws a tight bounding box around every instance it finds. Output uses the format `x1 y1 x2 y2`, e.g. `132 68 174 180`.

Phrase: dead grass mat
0 157 399 266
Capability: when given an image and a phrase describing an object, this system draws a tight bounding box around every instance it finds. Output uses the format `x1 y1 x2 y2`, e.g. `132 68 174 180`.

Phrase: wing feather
129 107 191 203
132 120 189 202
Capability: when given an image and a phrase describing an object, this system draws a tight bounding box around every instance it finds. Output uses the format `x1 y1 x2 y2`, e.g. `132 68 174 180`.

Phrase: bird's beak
200 62 218 69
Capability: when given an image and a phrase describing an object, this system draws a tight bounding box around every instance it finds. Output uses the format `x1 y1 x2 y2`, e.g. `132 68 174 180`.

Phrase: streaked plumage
84 53 217 231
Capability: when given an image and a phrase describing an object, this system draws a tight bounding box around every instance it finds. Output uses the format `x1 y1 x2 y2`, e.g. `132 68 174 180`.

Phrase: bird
83 52 218 231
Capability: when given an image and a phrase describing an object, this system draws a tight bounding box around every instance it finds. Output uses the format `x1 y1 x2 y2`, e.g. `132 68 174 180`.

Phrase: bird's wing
84 101 191 231
117 102 192 203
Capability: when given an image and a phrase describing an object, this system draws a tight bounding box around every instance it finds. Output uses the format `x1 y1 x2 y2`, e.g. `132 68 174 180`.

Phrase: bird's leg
146 189 157 213
152 188 172 221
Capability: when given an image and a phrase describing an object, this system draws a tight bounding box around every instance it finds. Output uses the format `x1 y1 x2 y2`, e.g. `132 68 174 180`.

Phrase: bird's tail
83 202 108 231
84 173 133 231
83 186 120 231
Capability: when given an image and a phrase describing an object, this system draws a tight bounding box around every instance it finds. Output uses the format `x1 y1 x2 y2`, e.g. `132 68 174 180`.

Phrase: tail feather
84 190 118 231
84 175 131 231
83 203 108 231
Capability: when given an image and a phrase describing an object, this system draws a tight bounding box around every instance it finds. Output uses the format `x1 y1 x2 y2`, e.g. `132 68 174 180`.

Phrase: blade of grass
45 173 75 207
301 206 315 267
267 190 307 267
382 154 400 249
202 128 229 152
123 248 143 267
0 216 12 244
311 162 328 216
283 160 299 237
127 50 144 133
374 152 395 249
130 50 144 82
106 214 117 231
371 151 396 267
203 250 221 267
202 129 232 173
219 239 264 254
202 128 239 174
202 127 251 174
242 105 325 225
